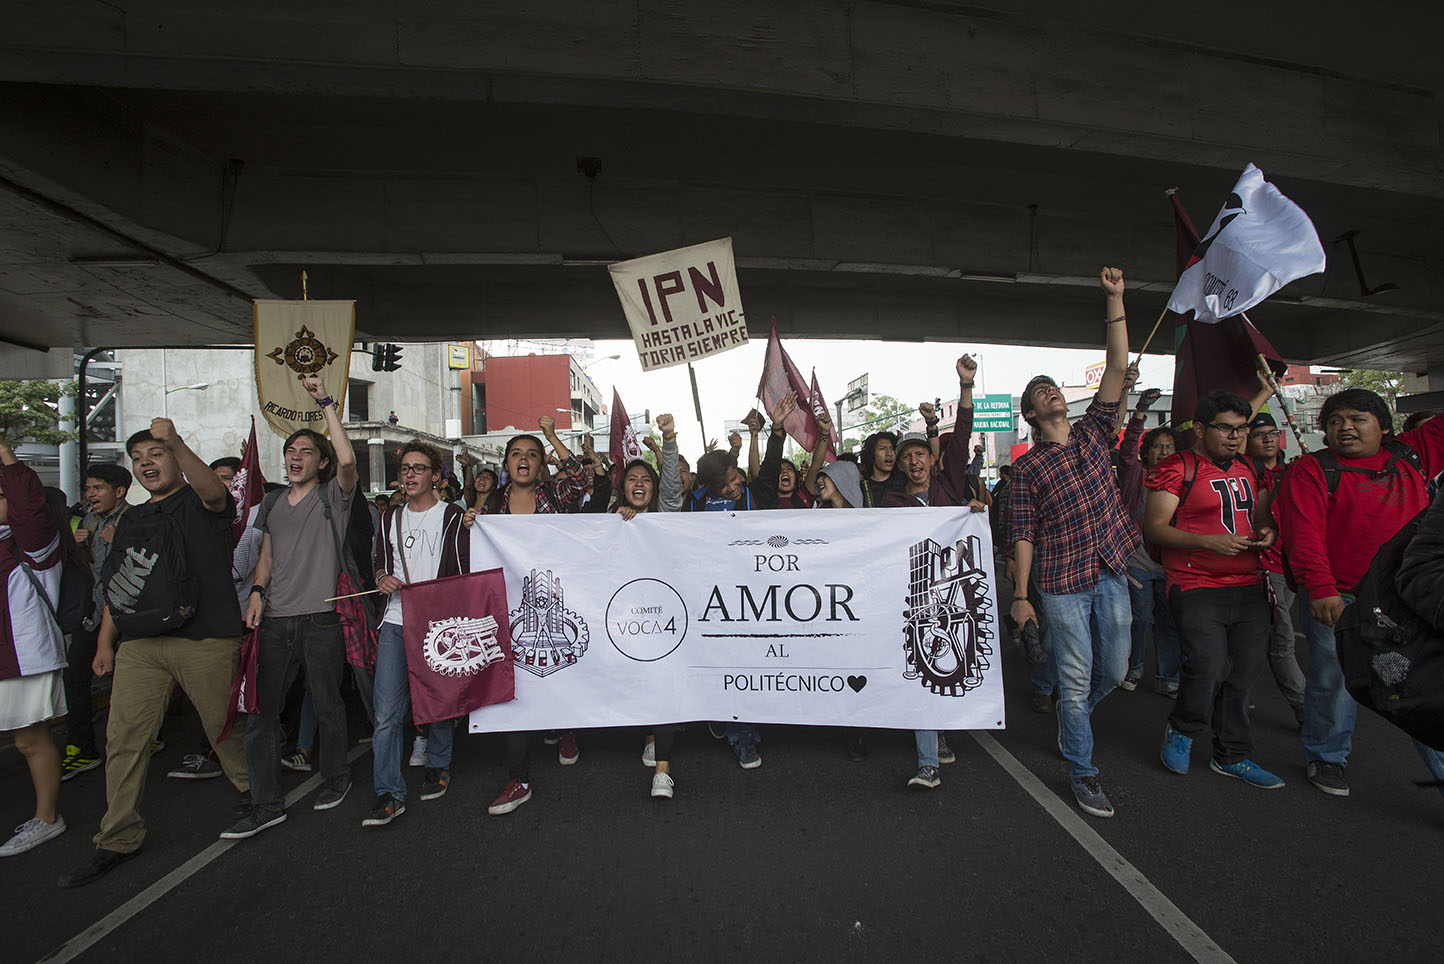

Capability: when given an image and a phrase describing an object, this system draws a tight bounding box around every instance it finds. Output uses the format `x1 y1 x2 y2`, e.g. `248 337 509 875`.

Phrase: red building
461 353 606 435
1279 364 1339 389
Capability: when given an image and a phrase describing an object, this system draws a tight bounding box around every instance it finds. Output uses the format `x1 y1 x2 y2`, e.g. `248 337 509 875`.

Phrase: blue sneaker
1209 758 1285 790
1160 725 1192 774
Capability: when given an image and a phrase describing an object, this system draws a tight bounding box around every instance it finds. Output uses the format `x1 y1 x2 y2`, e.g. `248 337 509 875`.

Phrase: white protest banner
608 237 748 371
254 300 355 438
468 508 1005 733
1166 163 1326 323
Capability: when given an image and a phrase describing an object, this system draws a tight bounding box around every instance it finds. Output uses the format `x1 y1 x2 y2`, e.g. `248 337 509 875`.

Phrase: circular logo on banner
606 578 689 662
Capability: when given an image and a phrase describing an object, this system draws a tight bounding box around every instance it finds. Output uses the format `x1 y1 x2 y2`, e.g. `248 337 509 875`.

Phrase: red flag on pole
756 319 828 457
1168 191 1288 440
609 387 643 485
229 417 265 545
808 369 839 462
400 568 515 725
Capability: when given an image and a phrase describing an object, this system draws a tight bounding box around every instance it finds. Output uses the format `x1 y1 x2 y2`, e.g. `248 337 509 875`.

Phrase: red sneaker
487 779 532 815
558 732 580 766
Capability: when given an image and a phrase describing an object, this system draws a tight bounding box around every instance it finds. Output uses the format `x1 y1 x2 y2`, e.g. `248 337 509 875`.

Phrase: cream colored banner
253 300 355 438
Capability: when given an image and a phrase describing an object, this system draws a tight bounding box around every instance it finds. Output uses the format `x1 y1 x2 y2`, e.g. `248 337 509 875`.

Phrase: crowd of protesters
3 267 1443 886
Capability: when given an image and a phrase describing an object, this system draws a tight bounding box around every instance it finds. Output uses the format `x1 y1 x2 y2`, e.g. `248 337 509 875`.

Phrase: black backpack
1334 507 1444 752
9 542 94 635
100 496 198 638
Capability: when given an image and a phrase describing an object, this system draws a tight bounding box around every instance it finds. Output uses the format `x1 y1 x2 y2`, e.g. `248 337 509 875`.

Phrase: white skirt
0 670 67 731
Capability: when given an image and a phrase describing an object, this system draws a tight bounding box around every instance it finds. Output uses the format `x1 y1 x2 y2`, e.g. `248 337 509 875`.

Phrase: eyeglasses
1205 423 1248 438
399 463 432 475
1249 430 1280 442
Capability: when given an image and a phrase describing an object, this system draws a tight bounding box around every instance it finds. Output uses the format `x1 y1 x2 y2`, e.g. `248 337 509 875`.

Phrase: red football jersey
1145 451 1263 591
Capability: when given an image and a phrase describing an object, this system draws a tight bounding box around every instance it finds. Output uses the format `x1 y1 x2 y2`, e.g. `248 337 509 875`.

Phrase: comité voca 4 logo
903 534 994 696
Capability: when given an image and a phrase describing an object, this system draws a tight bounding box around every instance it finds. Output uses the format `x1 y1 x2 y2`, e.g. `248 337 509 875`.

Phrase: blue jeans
914 730 939 768
725 723 760 746
1127 563 1181 687
1037 570 1130 780
1301 593 1444 789
372 622 455 800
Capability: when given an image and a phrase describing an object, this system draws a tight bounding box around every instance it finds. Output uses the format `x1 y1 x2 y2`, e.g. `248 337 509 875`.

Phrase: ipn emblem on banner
510 569 589 677
902 535 994 697
606 578 688 662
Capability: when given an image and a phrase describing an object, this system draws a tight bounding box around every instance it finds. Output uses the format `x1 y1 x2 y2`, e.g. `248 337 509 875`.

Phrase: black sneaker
362 794 405 827
57 847 140 889
1306 761 1350 797
230 790 254 825
846 733 867 762
908 765 941 789
419 768 450 802
167 753 223 780
219 808 287 840
60 744 102 782
313 777 352 811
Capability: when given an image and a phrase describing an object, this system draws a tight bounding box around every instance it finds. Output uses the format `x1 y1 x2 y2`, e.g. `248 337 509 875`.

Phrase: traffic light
372 343 403 372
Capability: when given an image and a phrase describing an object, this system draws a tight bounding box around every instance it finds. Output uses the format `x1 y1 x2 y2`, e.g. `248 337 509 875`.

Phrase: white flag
608 238 748 371
254 300 355 438
1166 164 1326 323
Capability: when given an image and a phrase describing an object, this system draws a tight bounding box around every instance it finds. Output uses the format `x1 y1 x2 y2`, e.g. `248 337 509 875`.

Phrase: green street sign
974 394 1014 433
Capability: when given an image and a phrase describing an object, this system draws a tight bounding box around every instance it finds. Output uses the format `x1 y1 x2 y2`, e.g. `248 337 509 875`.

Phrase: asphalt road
4 639 1441 964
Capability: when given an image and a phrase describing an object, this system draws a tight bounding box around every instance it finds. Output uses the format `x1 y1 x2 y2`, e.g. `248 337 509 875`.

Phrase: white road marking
39 744 370 964
971 732 1238 964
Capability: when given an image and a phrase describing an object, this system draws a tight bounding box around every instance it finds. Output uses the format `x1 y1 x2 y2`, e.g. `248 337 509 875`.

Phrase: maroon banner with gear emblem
400 568 515 725
229 417 266 545
609 387 643 487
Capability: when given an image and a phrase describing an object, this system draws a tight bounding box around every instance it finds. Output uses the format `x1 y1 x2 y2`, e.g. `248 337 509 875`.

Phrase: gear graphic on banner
266 325 338 380
422 615 504 677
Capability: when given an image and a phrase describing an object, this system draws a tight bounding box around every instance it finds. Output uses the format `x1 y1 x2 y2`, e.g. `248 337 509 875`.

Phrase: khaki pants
95 635 248 853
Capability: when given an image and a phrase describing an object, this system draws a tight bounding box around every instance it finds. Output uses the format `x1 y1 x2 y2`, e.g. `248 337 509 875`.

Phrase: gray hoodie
818 460 864 510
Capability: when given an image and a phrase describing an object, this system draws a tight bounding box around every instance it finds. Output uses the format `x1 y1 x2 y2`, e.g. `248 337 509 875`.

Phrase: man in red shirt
1275 388 1444 797
1144 391 1283 789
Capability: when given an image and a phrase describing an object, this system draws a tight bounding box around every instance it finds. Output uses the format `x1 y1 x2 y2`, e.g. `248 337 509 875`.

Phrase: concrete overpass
1 1 1441 377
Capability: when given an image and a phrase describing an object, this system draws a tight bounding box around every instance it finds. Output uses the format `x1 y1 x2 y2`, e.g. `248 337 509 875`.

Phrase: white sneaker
650 772 674 799
0 816 67 857
641 739 656 767
408 736 427 767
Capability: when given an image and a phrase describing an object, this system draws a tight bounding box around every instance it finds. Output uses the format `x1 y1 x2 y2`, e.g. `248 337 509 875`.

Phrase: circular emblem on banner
606 578 688 662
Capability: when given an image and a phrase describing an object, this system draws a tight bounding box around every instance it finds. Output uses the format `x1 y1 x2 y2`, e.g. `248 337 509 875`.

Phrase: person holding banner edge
1008 267 1137 820
470 417 589 815
880 354 985 788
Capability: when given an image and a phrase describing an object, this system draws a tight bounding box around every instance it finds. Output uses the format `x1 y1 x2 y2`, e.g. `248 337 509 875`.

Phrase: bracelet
1014 595 1029 603
923 418 940 427
1105 314 1127 325
318 397 334 408
958 382 974 389
926 427 939 438
249 585 265 597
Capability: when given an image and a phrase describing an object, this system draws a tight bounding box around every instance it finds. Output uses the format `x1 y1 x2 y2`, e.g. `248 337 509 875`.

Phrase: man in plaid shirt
1008 267 1138 819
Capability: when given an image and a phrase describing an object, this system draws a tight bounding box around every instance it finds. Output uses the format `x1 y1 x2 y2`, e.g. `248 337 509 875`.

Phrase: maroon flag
756 319 827 456
229 418 265 545
1168 191 1287 439
400 568 514 725
609 387 643 485
807 369 838 462
218 628 260 743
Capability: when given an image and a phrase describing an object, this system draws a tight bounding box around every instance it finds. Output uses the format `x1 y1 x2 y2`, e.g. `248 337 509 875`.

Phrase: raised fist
1100 266 1125 296
1137 388 1163 412
656 413 675 438
919 401 937 422
642 434 661 454
537 414 555 435
728 431 743 450
743 410 762 434
150 417 179 447
957 355 977 383
301 375 328 401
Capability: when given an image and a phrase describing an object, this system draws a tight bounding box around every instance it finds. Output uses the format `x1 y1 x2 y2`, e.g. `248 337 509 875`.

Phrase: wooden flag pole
1134 305 1171 363
325 588 382 602
1253 347 1310 455
301 270 309 301
687 361 706 442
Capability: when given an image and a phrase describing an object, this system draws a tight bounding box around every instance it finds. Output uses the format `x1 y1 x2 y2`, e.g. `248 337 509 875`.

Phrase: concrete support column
367 437 386 493
56 378 77 500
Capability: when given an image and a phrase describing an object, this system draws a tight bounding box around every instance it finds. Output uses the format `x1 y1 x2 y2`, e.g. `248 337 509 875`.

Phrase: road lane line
38 744 371 964
970 732 1238 964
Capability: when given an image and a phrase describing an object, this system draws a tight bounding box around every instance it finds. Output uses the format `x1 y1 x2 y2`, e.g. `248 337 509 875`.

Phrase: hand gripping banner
468 508 1005 733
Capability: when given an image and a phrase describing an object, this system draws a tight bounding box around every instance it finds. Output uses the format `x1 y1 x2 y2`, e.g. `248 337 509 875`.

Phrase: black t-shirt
121 485 243 641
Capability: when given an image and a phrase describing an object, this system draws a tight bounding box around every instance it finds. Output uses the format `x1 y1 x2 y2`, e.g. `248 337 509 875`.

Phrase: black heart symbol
847 675 867 692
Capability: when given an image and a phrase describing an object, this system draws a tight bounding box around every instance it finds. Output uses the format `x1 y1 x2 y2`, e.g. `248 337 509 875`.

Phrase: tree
838 393 916 453
0 380 76 445
1336 369 1405 431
